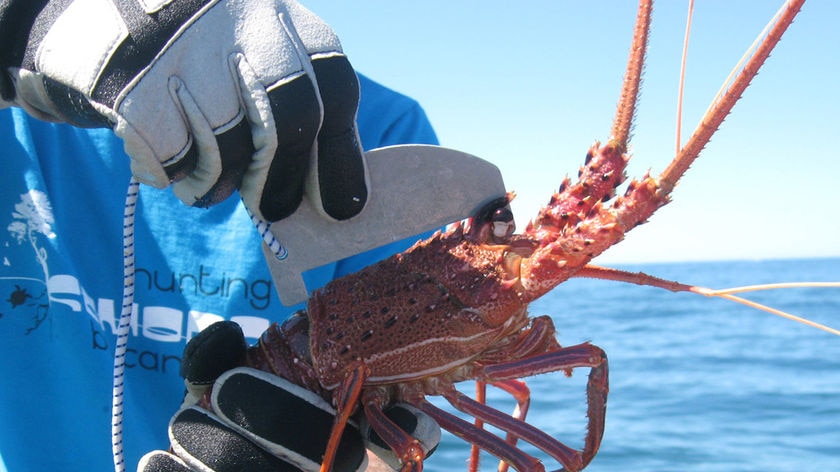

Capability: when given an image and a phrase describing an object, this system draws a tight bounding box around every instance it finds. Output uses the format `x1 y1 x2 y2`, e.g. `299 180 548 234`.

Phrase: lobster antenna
577 266 840 337
675 0 695 155
660 0 805 189
610 0 653 150
701 1 790 124
693 283 840 336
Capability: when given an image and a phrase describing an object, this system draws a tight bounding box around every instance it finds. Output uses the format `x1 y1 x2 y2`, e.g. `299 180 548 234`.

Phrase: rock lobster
240 1 806 471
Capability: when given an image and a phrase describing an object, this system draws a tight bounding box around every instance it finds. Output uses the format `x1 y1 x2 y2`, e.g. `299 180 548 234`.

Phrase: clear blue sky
306 1 839 264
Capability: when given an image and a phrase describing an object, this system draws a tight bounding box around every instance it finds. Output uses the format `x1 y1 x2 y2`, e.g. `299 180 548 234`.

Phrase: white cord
109 188 284 472
246 205 287 260
112 177 139 472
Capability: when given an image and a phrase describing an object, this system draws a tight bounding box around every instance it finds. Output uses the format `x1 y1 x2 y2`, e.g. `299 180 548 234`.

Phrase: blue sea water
421 258 840 471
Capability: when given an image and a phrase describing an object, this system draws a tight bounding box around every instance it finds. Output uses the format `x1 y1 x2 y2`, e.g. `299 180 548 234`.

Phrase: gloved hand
137 321 440 472
0 0 368 222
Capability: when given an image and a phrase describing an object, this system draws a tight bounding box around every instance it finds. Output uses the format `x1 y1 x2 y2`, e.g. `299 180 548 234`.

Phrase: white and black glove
0 0 368 222
137 321 440 472
138 368 370 472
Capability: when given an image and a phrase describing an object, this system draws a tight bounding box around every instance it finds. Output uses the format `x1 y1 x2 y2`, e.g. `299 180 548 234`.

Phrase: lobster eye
469 195 516 242
491 207 515 240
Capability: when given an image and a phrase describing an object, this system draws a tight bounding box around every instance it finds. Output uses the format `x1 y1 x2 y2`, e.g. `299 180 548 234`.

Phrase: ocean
419 258 840 471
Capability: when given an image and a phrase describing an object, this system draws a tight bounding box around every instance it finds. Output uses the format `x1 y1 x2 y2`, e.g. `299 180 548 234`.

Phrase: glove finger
240 4 368 222
137 450 191 472
119 2 315 208
258 72 322 221
307 55 368 221
180 321 248 400
234 51 321 222
168 78 255 208
259 0 360 222
185 115 255 209
280 0 343 57
115 3 246 192
170 406 302 472
212 367 367 472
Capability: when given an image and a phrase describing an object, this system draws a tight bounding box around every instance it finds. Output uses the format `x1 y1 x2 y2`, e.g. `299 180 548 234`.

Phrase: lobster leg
469 381 487 472
443 389 577 472
362 388 426 472
489 380 531 472
459 342 609 472
321 364 368 472
468 315 561 470
470 380 533 472
417 399 546 472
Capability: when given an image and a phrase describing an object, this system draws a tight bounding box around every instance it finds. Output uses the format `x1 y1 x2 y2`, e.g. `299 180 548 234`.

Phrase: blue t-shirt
0 74 437 471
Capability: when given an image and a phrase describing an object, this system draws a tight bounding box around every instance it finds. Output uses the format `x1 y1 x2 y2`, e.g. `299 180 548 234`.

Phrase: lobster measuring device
262 144 506 306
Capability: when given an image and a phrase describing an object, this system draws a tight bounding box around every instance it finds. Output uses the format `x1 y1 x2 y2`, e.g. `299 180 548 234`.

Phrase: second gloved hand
1 0 368 222
137 321 441 472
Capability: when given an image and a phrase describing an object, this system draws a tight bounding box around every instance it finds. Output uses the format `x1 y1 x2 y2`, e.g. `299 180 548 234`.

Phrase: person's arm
0 2 443 470
0 0 366 222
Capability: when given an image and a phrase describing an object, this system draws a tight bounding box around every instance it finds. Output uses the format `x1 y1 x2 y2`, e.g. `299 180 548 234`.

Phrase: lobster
239 1 806 471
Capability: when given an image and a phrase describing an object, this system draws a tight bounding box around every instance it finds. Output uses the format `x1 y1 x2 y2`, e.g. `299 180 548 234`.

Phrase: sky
304 1 839 264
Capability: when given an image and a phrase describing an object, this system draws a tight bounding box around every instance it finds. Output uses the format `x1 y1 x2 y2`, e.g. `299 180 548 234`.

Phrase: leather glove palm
1 0 368 222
